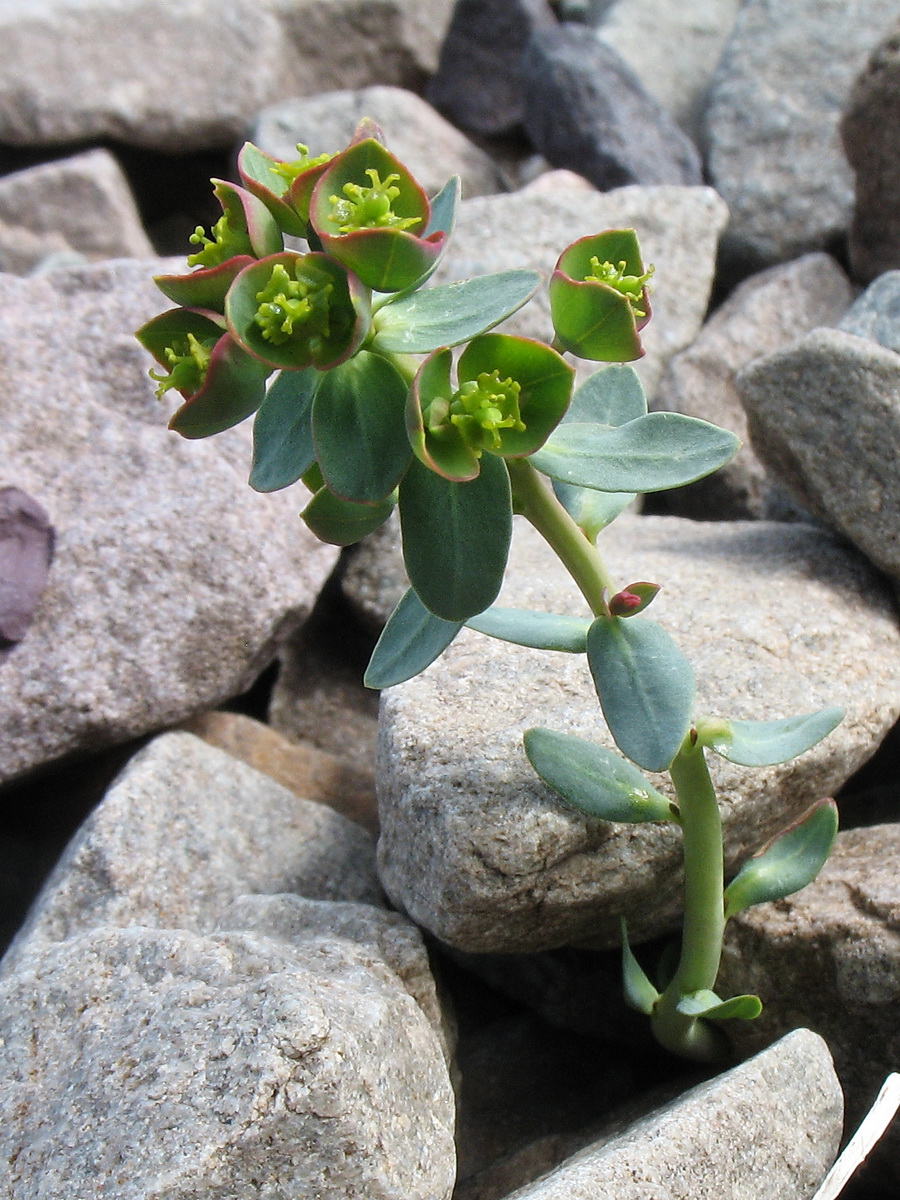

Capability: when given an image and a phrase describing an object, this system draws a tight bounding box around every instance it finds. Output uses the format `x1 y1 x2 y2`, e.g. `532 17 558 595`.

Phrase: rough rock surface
377 517 900 952
0 258 337 784
522 25 703 189
737 326 900 586
248 85 502 202
505 1030 841 1199
0 925 456 1200
654 252 853 519
718 823 900 1187
705 0 899 268
842 18 900 283
431 185 728 398
838 268 900 355
0 149 152 266
1 732 381 977
0 0 454 151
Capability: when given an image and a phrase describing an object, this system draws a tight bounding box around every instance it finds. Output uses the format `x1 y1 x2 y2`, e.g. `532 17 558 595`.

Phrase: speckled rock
505 1030 841 1199
0 924 456 1199
377 516 900 953
654 252 853 519
718 823 900 1188
0 0 453 151
705 0 898 268
737 326 900 586
0 258 337 784
1 731 381 978
248 85 502 201
431 185 728 398
838 268 900 355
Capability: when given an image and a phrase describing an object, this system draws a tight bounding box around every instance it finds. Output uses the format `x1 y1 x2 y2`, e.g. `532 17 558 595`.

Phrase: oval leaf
364 587 464 689
467 607 590 652
566 364 648 426
530 413 740 493
703 707 844 767
301 487 395 547
249 368 320 492
372 270 542 354
676 991 762 1021
586 614 695 772
621 921 660 1016
398 453 512 621
723 799 838 920
313 350 411 504
523 728 674 822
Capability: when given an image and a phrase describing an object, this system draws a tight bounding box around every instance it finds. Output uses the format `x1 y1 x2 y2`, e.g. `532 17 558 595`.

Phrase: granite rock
1 731 381 978
737 326 900 585
838 268 900 356
842 18 900 283
654 252 853 519
0 924 456 1199
431 185 728 399
705 0 899 268
504 1029 841 1199
0 0 453 152
0 258 337 784
377 516 900 952
522 25 703 189
248 85 502 202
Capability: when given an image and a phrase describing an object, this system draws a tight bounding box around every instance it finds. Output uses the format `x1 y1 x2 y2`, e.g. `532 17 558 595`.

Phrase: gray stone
426 0 559 136
0 223 75 275
0 924 456 1199
431 185 728 399
1 731 381 978
838 268 900 355
0 0 453 152
654 253 854 519
718 823 900 1188
504 1029 841 1199
0 487 54 644
248 85 503 202
842 19 900 283
737 326 900 586
705 0 899 268
0 149 153 266
522 26 703 189
0 258 338 784
377 516 900 953
596 0 742 143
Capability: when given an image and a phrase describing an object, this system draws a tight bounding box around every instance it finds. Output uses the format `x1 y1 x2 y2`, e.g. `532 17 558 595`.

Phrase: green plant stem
650 732 728 1062
506 458 615 615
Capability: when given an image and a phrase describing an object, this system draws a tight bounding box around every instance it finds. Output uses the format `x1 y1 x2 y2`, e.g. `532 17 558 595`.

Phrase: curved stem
506 458 615 616
650 732 728 1062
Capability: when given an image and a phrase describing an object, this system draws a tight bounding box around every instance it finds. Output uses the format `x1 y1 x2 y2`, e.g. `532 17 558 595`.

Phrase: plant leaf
567 364 648 426
621 920 659 1015
398 453 512 621
371 270 542 354
249 368 320 492
301 487 395 547
586 614 695 772
530 413 740 493
313 350 411 504
523 728 674 822
467 608 591 652
702 707 844 767
676 991 762 1020
168 335 272 438
364 587 464 688
723 799 838 920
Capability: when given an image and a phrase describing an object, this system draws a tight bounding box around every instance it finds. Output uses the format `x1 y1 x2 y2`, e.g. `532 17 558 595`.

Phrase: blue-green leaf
566 364 648 426
621 920 659 1015
313 350 411 504
301 488 394 547
523 728 675 822
425 175 460 242
676 991 762 1020
398 453 512 621
701 708 844 767
586 614 695 772
531 413 740 493
371 270 542 354
364 587 463 689
249 368 320 492
467 608 591 652
723 799 838 920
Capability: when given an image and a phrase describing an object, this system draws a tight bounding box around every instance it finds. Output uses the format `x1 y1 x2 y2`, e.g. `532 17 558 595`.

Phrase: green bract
238 141 333 238
407 334 574 481
549 229 651 361
186 180 283 270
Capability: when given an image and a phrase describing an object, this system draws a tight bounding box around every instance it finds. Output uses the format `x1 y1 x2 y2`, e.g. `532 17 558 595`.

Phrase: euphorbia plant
138 121 841 1062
